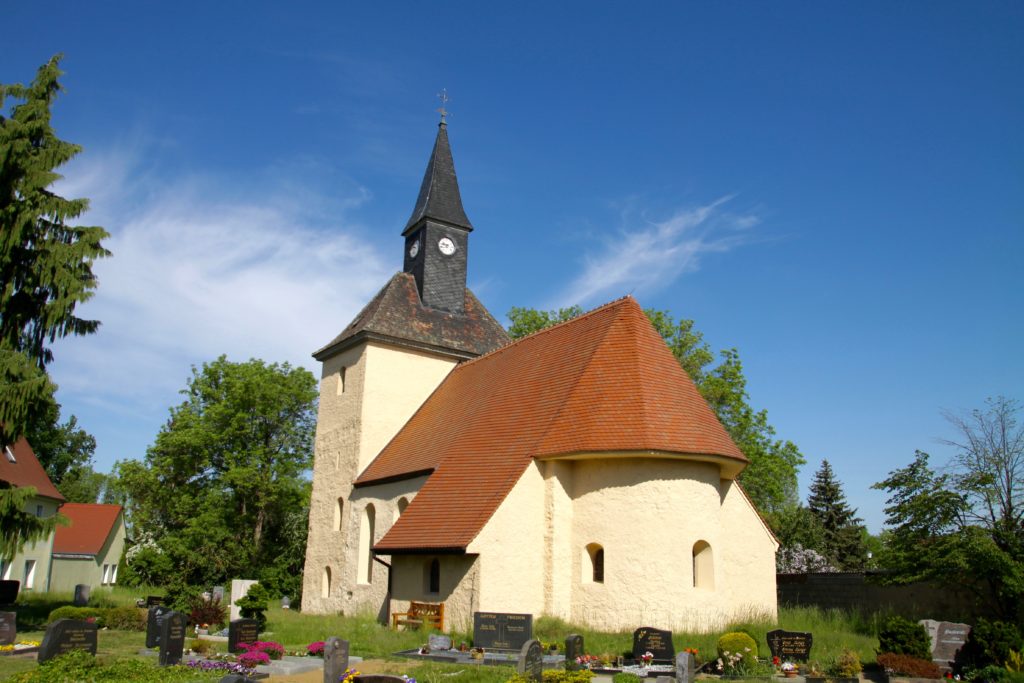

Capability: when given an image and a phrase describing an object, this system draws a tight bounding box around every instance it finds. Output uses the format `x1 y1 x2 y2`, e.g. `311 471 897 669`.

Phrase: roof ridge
458 295 637 370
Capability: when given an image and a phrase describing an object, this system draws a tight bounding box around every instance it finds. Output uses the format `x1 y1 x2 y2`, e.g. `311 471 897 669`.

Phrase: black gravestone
633 627 674 663
146 605 171 649
38 619 98 663
323 636 350 683
473 612 533 650
564 634 584 671
0 581 19 605
146 595 164 607
159 610 187 666
73 584 90 606
676 651 696 683
766 629 813 662
517 639 544 682
0 611 15 645
228 618 260 653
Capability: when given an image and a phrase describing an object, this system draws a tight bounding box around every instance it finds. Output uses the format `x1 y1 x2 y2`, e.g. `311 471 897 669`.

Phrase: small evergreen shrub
717 631 759 666
612 674 642 683
877 653 942 678
878 616 932 660
105 606 146 630
957 620 1024 672
828 649 862 678
188 637 214 655
971 665 1024 683
236 583 270 631
46 606 106 623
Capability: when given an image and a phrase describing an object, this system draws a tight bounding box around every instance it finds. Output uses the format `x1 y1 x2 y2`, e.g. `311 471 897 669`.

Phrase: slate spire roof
403 121 473 235
359 296 747 553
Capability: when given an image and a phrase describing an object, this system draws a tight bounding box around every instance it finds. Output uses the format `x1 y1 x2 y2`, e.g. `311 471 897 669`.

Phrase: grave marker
517 639 544 682
146 605 172 649
0 580 18 605
766 629 813 662
473 611 533 650
37 619 97 663
0 611 15 646
213 585 225 602
229 579 258 621
428 634 452 651
73 584 90 606
158 610 187 666
564 634 584 671
146 595 164 607
323 636 350 683
633 626 674 663
228 618 260 653
932 621 971 670
676 651 696 683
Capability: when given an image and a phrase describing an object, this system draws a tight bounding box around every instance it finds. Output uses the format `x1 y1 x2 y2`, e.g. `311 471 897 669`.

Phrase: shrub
105 606 146 630
829 649 862 678
957 620 1024 672
236 583 270 631
237 649 271 668
877 653 942 678
878 616 932 660
509 672 594 683
46 606 105 624
188 594 227 629
971 665 1024 683
612 674 642 683
717 631 759 667
188 637 214 655
307 641 325 657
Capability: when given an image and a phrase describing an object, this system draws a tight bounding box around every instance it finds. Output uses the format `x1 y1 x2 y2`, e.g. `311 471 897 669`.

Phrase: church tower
301 117 508 615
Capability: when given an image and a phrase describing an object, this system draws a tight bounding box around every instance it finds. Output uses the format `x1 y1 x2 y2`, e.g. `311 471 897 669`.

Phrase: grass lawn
0 588 882 681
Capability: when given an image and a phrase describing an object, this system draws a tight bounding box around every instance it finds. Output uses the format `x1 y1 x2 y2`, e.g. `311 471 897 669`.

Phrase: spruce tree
0 55 109 444
807 459 866 569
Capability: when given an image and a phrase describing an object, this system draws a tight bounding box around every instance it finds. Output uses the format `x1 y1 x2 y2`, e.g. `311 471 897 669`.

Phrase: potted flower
640 651 655 667
781 661 798 678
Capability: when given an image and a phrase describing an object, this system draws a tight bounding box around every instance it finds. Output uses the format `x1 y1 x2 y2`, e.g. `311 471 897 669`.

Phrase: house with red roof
50 503 127 592
0 437 65 592
301 120 778 631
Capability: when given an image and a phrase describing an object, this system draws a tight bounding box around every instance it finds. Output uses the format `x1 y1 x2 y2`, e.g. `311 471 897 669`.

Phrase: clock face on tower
409 240 419 258
438 237 456 256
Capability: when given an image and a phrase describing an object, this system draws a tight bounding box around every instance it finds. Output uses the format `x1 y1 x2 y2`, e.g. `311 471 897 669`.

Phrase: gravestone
229 579 258 621
0 580 18 605
213 585 225 602
473 611 533 650
428 634 452 651
0 611 15 646
517 638 544 682
564 634 584 671
281 595 291 609
228 618 260 652
38 619 97 663
676 651 696 683
932 621 971 670
146 595 164 607
766 629 813 662
633 626 675 663
73 584 90 606
146 605 172 649
323 636 350 683
158 610 187 666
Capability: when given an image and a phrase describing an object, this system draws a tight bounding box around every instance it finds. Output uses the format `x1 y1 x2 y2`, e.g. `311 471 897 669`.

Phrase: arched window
359 504 375 584
336 366 347 394
394 497 409 524
692 540 714 589
333 497 344 531
322 566 332 598
584 543 604 584
423 558 440 594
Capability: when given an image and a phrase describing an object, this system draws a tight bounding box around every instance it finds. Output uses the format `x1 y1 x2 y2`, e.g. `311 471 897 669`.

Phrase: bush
46 605 145 630
6 648 222 682
957 620 1024 672
188 594 227 629
189 637 214 655
717 631 759 667
236 583 270 631
509 671 594 683
612 674 642 683
828 649 862 678
237 649 270 668
877 653 942 678
971 665 1024 683
46 606 105 624
878 616 932 660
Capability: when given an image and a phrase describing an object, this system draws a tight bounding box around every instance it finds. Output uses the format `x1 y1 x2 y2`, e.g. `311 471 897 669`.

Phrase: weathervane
436 89 449 124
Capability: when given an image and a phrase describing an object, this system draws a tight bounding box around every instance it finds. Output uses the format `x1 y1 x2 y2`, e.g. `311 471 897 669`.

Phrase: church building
301 118 778 632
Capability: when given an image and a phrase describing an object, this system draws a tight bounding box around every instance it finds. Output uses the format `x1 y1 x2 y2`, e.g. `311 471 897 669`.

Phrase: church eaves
403 122 473 235
359 296 747 553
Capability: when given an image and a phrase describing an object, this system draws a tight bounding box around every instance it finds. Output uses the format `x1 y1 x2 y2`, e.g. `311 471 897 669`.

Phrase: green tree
115 356 317 595
806 459 866 569
1 55 110 444
506 305 804 513
23 396 107 503
0 485 63 561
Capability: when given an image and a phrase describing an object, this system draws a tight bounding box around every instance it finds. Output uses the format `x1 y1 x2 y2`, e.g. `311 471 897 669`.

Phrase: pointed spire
403 121 474 235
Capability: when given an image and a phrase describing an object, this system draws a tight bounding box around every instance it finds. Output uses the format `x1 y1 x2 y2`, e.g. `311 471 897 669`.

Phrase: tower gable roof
404 122 473 234
314 272 509 361
360 296 746 552
0 437 64 502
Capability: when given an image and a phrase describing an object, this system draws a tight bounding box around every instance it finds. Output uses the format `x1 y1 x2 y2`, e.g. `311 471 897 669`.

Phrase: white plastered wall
390 554 479 633
301 339 455 615
719 479 779 621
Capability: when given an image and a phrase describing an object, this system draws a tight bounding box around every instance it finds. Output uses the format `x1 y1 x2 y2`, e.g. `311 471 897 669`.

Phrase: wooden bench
391 601 444 632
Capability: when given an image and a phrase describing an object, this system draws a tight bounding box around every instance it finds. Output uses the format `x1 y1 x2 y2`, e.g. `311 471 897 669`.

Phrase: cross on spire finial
436 89 449 124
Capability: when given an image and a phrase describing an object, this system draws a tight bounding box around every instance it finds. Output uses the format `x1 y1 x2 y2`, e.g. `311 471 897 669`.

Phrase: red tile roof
0 437 64 501
53 503 124 556
361 296 746 553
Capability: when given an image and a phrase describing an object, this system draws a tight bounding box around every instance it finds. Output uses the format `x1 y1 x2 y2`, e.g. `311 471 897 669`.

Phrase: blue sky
6 2 1022 532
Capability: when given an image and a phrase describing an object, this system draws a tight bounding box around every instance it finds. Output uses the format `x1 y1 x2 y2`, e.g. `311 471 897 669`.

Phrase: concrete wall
302 338 455 615
777 572 994 622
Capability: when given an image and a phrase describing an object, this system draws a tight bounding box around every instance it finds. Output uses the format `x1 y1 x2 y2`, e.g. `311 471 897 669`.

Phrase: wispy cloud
49 146 391 419
552 196 759 308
